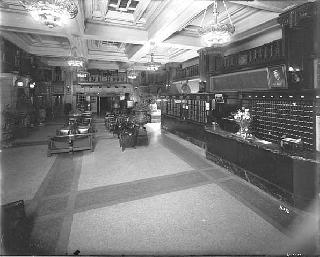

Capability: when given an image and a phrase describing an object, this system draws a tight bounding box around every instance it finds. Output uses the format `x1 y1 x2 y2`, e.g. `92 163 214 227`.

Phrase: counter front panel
205 126 319 210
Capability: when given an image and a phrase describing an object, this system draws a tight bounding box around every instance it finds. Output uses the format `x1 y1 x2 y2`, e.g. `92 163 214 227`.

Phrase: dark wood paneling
205 130 300 193
161 114 207 143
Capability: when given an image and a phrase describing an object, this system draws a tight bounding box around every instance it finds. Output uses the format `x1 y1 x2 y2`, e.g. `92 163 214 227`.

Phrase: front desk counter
161 114 207 148
204 125 320 210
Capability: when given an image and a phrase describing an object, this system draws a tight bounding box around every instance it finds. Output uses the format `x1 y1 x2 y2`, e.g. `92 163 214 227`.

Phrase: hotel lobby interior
0 0 319 255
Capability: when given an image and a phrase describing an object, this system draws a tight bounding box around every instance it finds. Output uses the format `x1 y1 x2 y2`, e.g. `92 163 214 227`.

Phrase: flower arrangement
234 107 251 138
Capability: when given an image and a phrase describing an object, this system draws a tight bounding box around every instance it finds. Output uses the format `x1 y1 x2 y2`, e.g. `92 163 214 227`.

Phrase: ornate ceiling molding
0 0 309 70
84 21 148 44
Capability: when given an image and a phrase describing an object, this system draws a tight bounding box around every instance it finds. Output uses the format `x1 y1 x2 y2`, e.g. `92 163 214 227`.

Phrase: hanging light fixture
146 53 160 71
198 0 235 46
67 47 86 69
127 68 137 79
19 0 78 28
67 57 85 67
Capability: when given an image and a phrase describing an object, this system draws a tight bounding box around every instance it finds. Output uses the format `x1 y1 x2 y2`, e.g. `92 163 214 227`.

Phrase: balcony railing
80 73 128 83
222 40 284 73
174 64 199 81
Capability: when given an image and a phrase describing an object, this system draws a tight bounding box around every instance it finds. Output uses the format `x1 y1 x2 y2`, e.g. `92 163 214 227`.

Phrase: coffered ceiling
0 0 310 71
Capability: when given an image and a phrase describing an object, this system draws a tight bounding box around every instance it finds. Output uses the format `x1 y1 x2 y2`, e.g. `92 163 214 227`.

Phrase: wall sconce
29 82 35 89
15 77 24 87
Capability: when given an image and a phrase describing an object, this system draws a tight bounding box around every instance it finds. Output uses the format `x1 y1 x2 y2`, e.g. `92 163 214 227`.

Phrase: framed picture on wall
267 65 288 88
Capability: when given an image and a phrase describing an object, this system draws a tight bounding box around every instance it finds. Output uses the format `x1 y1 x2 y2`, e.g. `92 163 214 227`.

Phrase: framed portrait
267 65 288 88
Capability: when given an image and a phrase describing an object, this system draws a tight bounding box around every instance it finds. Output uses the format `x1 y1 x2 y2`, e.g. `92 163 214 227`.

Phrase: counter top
205 125 320 164
162 114 206 126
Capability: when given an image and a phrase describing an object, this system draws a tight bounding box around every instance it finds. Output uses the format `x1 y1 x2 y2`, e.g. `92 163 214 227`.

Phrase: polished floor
1 120 319 255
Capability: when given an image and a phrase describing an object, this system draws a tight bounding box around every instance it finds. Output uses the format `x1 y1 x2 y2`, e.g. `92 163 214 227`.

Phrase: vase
236 120 250 139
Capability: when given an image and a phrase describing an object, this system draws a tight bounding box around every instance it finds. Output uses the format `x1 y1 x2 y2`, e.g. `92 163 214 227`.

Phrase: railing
222 40 284 72
81 73 128 83
174 65 199 81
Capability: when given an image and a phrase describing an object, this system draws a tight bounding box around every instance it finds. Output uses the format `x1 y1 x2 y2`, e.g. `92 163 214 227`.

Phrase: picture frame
267 65 288 88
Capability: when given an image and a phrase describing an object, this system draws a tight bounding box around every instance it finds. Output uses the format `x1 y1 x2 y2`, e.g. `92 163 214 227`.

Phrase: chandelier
67 57 85 67
146 53 160 71
67 46 86 71
127 69 137 79
198 0 235 46
20 0 78 28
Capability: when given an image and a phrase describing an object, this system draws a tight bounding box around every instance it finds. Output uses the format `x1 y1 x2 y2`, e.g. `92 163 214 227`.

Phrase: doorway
52 95 64 118
99 97 112 116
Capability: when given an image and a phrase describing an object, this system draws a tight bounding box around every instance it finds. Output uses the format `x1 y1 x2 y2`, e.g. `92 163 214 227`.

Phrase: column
314 1 320 89
63 68 76 110
198 47 224 92
278 1 317 89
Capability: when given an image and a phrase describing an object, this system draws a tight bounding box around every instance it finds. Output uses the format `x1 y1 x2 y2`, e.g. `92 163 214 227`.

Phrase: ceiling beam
147 0 211 42
87 60 120 70
29 47 70 57
0 9 67 36
231 17 281 43
1 30 70 57
0 6 85 59
161 33 202 49
230 0 308 13
170 50 199 63
125 0 132 11
116 0 121 10
0 8 87 59
84 0 93 19
0 3 85 37
91 0 109 20
127 45 149 62
0 30 31 53
88 51 129 62
0 25 63 38
133 0 151 23
84 21 148 44
128 0 211 62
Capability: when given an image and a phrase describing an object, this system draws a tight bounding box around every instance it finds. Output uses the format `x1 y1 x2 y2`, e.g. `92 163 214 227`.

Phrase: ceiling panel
0 0 310 69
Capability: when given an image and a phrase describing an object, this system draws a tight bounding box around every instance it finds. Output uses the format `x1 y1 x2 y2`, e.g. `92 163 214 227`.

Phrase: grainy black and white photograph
0 0 319 256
